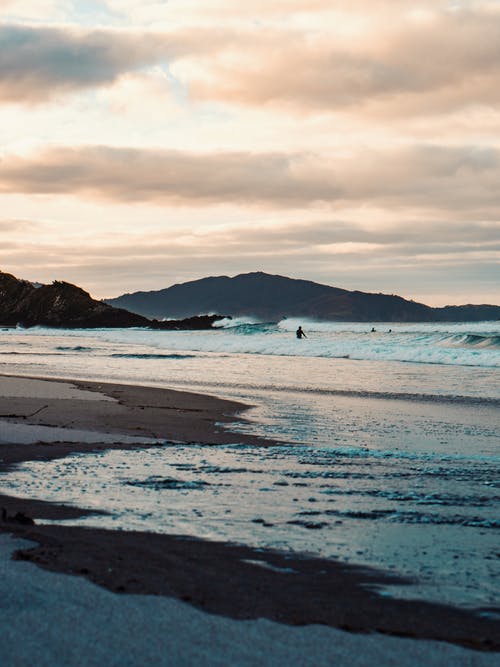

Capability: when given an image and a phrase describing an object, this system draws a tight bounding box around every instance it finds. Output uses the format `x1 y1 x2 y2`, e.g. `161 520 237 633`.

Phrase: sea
0 318 499 613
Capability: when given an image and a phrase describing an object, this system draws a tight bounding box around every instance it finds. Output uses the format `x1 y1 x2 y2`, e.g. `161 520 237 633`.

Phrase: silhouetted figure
296 326 307 339
1 507 35 525
371 327 376 332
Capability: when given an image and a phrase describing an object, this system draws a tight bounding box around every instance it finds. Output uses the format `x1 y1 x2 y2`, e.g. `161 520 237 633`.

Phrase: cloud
185 9 500 116
0 24 179 103
2 6 500 117
0 22 250 104
0 217 37 232
1 144 499 214
102 0 465 25
0 145 335 205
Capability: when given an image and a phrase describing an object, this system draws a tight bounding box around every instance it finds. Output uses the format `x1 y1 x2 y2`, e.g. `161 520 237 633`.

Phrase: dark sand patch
4 522 500 652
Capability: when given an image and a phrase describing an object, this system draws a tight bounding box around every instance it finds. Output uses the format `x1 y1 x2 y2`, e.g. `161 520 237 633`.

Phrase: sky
0 1 499 305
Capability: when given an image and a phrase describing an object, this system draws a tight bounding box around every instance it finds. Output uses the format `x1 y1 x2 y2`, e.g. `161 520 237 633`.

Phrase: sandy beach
0 373 499 665
3 0 499 662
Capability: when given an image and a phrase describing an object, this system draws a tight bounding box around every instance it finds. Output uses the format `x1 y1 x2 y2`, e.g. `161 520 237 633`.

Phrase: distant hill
106 271 500 322
0 271 225 329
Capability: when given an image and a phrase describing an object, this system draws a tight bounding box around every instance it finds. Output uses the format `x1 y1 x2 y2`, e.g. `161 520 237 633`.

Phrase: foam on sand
0 421 161 445
0 534 496 667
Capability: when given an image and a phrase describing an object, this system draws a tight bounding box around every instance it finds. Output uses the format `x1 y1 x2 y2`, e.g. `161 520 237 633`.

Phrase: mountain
0 272 225 329
106 271 500 322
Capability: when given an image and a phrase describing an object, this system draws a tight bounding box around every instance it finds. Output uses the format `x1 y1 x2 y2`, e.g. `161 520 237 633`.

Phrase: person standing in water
296 326 307 339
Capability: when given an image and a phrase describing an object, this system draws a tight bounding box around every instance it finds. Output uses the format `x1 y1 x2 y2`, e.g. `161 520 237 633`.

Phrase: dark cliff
0 272 224 329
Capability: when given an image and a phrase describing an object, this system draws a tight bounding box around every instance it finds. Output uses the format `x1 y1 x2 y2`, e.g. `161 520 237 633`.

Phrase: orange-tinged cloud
187 11 500 115
0 144 499 214
2 7 500 118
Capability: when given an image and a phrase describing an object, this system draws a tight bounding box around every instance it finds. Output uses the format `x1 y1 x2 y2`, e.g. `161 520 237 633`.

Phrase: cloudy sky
1 0 499 304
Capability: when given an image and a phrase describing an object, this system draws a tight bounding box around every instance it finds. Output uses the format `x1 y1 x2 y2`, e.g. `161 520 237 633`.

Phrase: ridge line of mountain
105 271 500 323
2 270 498 327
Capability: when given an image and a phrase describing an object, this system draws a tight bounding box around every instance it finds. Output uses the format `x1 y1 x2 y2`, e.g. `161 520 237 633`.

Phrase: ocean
0 319 499 612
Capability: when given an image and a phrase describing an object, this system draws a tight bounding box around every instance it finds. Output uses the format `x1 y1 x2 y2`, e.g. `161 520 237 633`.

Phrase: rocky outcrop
0 272 225 330
151 315 227 330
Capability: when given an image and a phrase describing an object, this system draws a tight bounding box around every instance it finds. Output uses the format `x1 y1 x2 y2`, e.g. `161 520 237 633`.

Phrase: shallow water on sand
0 325 499 611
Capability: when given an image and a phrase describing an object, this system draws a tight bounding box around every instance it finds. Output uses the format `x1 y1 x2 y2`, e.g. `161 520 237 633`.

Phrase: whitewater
0 319 498 612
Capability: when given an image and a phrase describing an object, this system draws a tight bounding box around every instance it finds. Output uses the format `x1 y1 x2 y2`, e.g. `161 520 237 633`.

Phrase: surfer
296 326 307 339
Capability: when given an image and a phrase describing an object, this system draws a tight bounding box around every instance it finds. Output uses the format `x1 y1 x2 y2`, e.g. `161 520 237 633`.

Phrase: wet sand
0 374 499 654
0 374 256 444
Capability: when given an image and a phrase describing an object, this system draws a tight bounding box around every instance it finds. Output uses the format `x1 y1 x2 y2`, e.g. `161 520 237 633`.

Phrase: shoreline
0 373 499 652
0 373 260 443
0 372 270 520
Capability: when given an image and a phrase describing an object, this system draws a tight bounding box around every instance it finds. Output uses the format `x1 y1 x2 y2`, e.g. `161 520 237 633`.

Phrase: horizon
4 267 499 309
1 2 499 307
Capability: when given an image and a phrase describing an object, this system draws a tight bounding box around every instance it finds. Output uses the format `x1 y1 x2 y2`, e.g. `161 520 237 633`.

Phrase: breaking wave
139 318 500 367
443 334 500 349
2 318 499 368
